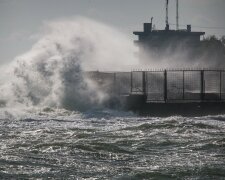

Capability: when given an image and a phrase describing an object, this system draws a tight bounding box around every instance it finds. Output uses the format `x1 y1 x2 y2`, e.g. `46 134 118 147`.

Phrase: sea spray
0 17 137 110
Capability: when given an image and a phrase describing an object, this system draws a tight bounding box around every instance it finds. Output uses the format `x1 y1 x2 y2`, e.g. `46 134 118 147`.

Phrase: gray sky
0 0 225 64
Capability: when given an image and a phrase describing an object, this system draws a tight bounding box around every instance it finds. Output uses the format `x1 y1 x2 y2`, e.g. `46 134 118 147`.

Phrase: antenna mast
176 0 179 30
166 0 169 26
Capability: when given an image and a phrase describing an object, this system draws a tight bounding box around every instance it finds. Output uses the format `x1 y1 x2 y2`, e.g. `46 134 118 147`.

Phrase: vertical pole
220 70 222 100
165 0 169 27
131 72 133 94
113 73 116 95
143 71 146 95
176 0 179 30
164 70 167 102
200 70 204 101
183 70 185 100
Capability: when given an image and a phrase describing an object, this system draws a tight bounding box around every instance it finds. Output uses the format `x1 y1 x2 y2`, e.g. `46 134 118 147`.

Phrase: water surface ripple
0 109 225 179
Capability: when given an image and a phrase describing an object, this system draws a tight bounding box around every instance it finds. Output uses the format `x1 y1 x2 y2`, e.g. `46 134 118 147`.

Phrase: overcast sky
0 0 225 64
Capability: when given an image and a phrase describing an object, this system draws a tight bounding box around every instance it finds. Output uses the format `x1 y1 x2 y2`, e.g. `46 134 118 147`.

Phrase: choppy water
0 108 225 179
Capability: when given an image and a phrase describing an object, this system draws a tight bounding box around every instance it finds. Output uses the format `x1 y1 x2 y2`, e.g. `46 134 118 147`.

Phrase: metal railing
85 69 225 103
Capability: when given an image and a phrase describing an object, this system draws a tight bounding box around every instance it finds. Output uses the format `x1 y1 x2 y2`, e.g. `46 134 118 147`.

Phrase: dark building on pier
133 23 205 62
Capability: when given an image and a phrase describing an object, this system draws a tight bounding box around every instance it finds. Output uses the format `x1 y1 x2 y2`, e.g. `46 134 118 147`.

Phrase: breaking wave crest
0 17 137 110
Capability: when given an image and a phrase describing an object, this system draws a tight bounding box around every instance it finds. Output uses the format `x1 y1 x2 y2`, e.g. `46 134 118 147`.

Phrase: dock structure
85 2 225 116
86 69 225 116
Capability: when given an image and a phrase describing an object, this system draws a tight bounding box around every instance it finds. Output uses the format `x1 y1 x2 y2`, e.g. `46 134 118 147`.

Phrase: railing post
200 70 205 101
142 71 146 95
164 70 167 102
131 71 133 93
113 73 116 95
220 70 222 100
183 70 185 100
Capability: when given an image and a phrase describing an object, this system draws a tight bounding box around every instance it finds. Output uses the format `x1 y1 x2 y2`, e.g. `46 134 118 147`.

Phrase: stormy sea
0 18 225 179
0 108 225 179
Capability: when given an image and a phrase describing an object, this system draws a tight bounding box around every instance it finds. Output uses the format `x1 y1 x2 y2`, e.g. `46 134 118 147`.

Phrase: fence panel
167 71 184 100
184 71 201 100
85 71 115 95
98 72 115 95
204 71 220 100
146 72 164 101
131 72 144 94
115 72 131 95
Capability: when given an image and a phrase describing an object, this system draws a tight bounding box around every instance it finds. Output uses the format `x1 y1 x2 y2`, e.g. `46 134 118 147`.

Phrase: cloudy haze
0 0 225 64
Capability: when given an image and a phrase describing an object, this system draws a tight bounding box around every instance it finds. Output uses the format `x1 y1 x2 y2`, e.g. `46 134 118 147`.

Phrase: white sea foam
0 17 137 110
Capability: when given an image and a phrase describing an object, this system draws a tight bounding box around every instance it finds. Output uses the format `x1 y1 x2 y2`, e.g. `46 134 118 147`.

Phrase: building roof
133 30 205 36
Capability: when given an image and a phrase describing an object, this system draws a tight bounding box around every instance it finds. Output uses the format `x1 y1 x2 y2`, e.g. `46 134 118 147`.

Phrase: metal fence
86 70 225 103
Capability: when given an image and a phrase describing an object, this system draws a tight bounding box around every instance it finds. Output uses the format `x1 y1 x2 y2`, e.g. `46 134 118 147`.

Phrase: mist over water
0 17 138 110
